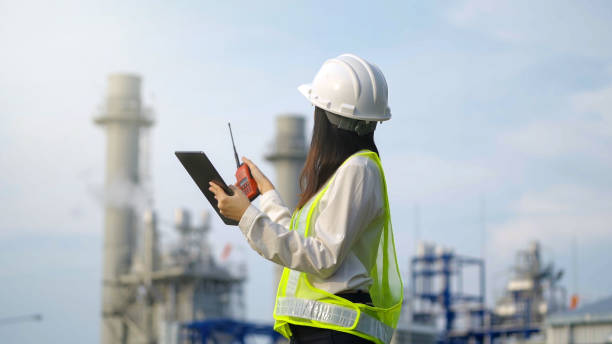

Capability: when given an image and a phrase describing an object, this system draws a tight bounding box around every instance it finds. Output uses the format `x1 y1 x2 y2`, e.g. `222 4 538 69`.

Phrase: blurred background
1 1 611 343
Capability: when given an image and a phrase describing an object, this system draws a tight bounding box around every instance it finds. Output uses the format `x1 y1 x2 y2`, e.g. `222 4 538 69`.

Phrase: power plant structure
95 74 155 343
95 74 248 344
410 241 567 343
493 242 566 330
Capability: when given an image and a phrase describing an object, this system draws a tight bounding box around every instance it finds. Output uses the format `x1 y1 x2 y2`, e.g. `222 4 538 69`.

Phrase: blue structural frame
182 318 283 344
411 251 541 343
411 252 486 336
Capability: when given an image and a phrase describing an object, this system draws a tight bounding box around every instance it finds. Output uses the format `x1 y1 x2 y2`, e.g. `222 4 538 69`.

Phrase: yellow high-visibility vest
273 150 403 344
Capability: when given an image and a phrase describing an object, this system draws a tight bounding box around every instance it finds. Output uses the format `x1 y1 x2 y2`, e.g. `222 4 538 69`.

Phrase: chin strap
325 110 377 136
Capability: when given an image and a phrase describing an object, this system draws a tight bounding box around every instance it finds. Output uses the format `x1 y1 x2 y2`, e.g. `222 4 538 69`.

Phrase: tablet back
175 151 238 226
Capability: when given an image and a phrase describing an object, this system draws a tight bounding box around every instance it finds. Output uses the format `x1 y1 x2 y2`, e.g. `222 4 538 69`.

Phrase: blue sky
1 1 611 342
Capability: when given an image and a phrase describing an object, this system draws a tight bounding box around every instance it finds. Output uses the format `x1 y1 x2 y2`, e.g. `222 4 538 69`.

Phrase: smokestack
95 74 153 344
265 114 308 300
265 115 308 210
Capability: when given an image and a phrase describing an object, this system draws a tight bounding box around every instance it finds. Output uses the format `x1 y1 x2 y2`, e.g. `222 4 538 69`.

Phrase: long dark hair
296 107 379 209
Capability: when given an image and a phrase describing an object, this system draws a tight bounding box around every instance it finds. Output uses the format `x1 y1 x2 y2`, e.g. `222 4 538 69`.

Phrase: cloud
385 152 494 205
501 119 610 160
446 0 612 57
447 0 517 38
487 81 612 286
488 185 612 263
501 82 612 161
572 85 612 125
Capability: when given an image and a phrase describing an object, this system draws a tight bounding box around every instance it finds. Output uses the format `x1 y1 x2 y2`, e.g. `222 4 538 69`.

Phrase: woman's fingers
210 182 228 215
242 157 262 181
209 182 250 221
208 181 226 199
242 157 274 193
242 157 261 175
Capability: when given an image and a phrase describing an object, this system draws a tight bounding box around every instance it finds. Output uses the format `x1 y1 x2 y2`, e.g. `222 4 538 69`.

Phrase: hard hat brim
298 84 391 121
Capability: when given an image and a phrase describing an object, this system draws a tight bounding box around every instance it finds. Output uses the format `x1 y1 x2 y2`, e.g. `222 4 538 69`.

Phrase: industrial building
410 241 567 343
546 295 612 344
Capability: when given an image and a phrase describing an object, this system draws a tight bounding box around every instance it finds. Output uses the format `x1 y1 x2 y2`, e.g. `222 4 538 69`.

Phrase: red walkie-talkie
228 123 260 201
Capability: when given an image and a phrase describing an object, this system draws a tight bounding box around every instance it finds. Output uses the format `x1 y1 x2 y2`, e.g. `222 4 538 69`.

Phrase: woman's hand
242 157 275 194
208 182 251 222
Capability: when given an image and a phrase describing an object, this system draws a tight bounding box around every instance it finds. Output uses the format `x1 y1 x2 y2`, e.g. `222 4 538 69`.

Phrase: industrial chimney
95 74 153 344
265 114 308 293
264 115 308 210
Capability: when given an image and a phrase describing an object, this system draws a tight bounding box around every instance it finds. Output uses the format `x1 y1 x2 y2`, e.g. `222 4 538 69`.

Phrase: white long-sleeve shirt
238 155 385 294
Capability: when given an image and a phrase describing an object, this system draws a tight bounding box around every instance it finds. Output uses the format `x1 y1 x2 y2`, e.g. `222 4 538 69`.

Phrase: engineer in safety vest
209 54 403 344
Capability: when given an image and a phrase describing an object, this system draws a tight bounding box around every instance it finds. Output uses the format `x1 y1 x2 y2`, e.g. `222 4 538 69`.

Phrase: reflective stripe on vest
276 297 394 344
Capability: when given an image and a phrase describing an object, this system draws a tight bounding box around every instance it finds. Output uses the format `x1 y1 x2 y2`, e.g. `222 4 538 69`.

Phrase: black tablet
175 151 238 226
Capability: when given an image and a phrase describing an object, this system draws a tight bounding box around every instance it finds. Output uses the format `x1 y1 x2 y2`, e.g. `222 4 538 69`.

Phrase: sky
1 0 612 342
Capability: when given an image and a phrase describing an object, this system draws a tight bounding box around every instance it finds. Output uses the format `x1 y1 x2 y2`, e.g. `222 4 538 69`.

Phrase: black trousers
288 292 375 344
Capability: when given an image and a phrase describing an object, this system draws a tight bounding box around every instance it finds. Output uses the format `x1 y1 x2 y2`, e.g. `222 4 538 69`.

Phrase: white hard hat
298 54 391 122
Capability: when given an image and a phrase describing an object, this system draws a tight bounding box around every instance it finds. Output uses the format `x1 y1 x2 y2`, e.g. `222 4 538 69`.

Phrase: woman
209 54 402 344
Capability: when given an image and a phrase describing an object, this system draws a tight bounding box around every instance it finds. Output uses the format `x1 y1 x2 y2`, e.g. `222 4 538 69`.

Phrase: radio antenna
228 122 240 168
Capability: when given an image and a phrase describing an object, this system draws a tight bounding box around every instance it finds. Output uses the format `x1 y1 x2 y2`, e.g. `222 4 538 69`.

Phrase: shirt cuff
238 204 262 234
